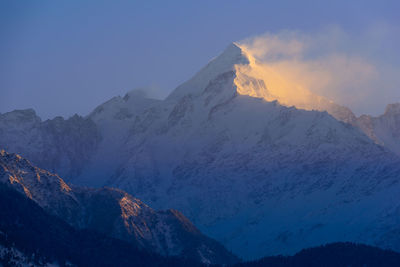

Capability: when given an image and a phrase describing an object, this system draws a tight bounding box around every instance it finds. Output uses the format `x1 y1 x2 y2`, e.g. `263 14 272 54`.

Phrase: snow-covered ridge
89 89 161 123
0 110 100 179
166 43 250 101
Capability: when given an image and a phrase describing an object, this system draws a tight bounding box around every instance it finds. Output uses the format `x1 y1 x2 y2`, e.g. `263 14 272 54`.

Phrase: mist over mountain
237 28 400 117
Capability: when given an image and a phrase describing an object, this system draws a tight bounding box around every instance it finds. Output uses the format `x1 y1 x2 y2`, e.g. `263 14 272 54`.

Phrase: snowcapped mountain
1 42 400 260
97 43 400 259
0 150 237 264
0 89 160 187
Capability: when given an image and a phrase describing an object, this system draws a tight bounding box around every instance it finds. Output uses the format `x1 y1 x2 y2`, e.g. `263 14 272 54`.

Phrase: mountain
0 183 206 267
0 90 160 187
1 43 400 260
356 103 400 155
0 109 100 179
96 43 400 259
0 150 238 265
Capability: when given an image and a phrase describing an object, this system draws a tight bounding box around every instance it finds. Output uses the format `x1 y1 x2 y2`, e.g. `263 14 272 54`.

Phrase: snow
0 243 62 267
166 42 249 101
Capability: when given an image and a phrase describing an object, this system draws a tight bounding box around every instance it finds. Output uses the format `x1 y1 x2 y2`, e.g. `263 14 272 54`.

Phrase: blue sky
1 0 400 119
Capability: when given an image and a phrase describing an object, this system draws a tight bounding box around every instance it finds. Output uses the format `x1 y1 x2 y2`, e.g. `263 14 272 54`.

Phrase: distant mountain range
1 43 400 260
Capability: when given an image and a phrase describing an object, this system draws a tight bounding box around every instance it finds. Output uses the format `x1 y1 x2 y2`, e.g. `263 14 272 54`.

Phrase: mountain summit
167 42 250 101
169 42 356 123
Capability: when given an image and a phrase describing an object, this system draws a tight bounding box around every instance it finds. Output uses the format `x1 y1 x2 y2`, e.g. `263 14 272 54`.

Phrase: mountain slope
100 43 400 259
0 90 160 187
0 183 205 267
0 150 238 265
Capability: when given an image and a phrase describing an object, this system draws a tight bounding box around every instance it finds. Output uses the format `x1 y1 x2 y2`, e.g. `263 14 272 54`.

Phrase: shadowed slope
0 150 238 265
0 183 203 267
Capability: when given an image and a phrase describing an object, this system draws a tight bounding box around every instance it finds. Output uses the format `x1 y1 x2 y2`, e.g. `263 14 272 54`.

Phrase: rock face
0 183 184 267
1 43 400 260
0 182 211 267
0 150 237 265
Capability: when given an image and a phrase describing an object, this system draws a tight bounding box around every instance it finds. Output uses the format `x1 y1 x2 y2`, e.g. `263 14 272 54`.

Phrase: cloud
238 25 400 116
128 85 168 100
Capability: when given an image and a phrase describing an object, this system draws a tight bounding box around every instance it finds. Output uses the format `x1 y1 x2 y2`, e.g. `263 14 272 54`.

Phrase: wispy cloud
239 24 400 116
129 85 167 100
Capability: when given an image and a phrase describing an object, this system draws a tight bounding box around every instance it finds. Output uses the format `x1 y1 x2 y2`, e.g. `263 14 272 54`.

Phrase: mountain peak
166 42 251 101
218 42 251 65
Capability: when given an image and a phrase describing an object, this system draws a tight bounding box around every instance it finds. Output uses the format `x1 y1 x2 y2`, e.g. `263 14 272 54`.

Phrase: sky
1 0 400 119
